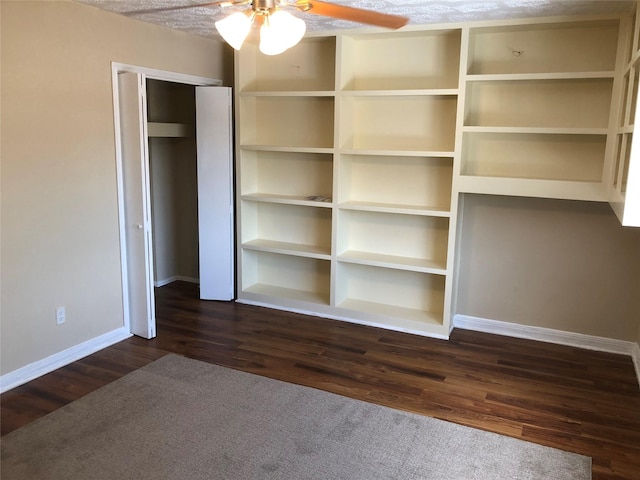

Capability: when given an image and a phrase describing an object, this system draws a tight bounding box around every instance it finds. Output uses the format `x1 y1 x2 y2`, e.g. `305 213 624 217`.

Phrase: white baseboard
454 314 640 387
632 342 640 386
154 276 199 288
0 327 132 394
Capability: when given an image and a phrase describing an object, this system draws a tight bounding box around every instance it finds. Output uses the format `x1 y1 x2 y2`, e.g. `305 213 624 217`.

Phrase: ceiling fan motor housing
253 0 277 13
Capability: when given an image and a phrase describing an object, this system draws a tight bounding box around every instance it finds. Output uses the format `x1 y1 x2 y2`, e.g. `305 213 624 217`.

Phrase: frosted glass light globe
215 12 252 50
259 10 306 56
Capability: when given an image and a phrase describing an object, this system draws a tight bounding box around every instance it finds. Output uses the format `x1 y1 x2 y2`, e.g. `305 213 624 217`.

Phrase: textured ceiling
75 0 636 38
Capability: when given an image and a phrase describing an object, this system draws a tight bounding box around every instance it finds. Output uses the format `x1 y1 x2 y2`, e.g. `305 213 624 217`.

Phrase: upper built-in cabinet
237 37 336 92
337 30 460 156
458 19 621 201
610 4 640 227
339 30 461 91
467 21 619 75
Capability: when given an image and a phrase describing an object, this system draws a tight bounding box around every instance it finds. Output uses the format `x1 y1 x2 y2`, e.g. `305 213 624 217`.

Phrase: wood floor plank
2 281 639 479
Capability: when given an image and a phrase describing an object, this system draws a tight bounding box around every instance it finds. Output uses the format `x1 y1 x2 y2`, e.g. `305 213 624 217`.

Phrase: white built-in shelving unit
234 11 633 339
610 4 640 226
459 19 620 201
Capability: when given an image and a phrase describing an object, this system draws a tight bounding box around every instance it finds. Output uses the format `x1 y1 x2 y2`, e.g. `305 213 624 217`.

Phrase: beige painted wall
456 194 640 341
1 0 229 375
637 282 640 348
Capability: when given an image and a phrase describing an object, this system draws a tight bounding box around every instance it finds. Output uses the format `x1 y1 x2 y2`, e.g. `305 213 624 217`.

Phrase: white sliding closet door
196 87 234 300
117 72 156 338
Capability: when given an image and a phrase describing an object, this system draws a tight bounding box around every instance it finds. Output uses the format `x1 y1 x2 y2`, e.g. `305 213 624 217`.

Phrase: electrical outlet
56 306 65 325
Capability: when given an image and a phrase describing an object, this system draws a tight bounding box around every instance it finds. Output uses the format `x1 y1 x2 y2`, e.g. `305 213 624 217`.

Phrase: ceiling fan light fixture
126 0 408 55
259 10 306 55
215 11 252 50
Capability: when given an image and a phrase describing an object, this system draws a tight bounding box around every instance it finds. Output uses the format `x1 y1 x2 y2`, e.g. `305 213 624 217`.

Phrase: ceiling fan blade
296 0 408 29
123 1 241 16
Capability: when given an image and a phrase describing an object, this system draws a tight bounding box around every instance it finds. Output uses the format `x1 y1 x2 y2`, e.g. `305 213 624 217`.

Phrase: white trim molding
632 342 640 386
154 276 200 288
454 314 640 386
0 328 132 394
111 62 222 337
111 62 223 87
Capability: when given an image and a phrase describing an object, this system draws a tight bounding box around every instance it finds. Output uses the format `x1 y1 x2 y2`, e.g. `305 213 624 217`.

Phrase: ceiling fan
125 0 409 55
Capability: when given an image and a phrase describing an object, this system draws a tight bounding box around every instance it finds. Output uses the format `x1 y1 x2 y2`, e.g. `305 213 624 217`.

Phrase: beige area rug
1 354 590 479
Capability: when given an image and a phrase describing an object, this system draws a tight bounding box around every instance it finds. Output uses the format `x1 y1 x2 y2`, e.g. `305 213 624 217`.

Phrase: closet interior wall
146 79 199 286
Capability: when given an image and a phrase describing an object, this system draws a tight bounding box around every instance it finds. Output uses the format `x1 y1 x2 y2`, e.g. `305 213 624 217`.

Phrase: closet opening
146 79 200 290
113 63 233 339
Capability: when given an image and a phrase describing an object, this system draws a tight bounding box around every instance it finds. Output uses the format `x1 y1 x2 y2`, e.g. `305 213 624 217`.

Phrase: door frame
111 62 223 336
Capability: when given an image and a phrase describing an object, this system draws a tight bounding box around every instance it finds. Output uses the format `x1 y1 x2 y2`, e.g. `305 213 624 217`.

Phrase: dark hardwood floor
2 281 640 479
